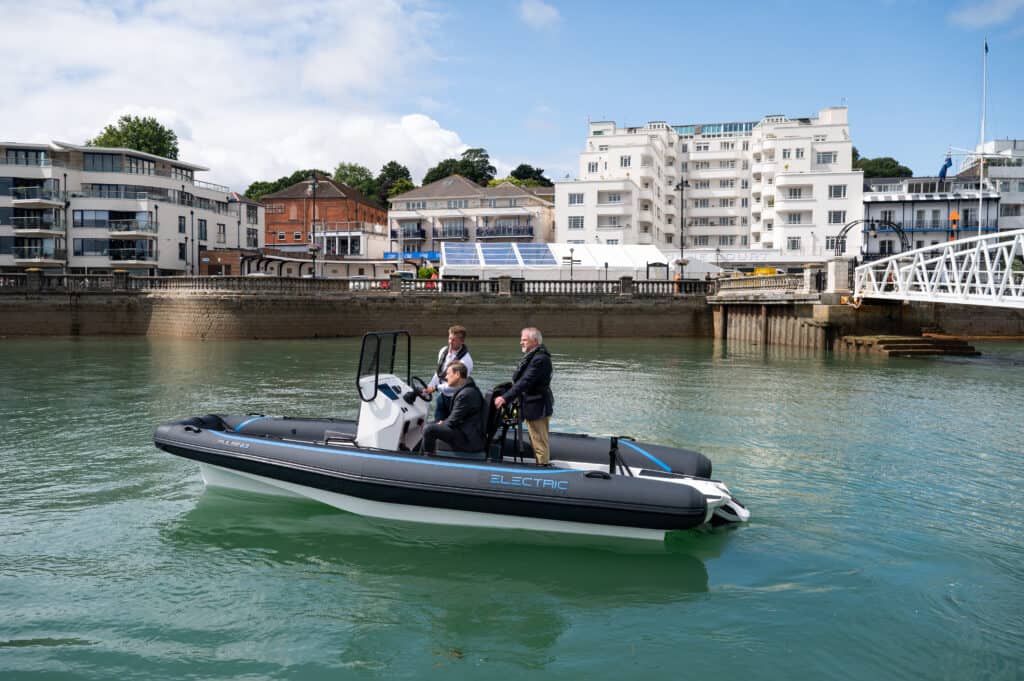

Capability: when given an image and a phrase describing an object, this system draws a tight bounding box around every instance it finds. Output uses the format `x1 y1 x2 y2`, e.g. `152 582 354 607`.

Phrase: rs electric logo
489 473 568 491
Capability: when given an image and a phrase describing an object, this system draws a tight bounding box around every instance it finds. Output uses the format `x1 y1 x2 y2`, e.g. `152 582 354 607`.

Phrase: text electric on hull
153 331 749 541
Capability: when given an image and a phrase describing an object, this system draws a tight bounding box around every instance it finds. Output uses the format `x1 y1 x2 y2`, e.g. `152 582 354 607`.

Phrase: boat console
355 373 428 451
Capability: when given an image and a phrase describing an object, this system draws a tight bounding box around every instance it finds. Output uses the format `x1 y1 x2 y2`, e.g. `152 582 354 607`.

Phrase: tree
375 161 413 205
243 168 329 202
853 147 913 178
510 163 552 186
86 114 179 159
333 162 376 198
421 158 462 186
458 148 496 185
488 176 542 188
387 177 415 198
421 148 497 187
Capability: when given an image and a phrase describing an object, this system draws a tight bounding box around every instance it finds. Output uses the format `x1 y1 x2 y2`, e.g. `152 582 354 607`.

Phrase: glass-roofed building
439 241 683 280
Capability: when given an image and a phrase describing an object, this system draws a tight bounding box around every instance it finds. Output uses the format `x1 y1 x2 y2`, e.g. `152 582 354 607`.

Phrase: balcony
390 228 427 240
14 246 66 265
432 227 469 240
108 248 158 265
108 219 159 238
477 226 534 239
597 222 629 231
11 187 65 208
12 216 66 237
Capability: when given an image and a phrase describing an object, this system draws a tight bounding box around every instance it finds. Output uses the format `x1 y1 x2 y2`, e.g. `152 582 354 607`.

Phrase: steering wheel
409 376 433 403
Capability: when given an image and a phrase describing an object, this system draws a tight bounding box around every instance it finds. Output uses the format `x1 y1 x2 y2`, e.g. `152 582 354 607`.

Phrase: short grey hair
521 327 543 344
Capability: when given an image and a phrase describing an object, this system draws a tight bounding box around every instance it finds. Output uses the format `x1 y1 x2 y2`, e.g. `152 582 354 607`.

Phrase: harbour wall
0 291 714 339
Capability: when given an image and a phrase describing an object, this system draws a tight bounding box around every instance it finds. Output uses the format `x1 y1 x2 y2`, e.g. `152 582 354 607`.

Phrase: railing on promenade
2 274 713 298
715 274 805 291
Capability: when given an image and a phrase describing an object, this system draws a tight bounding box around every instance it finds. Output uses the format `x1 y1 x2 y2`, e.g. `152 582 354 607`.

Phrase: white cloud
949 0 1024 27
519 0 560 30
0 0 465 190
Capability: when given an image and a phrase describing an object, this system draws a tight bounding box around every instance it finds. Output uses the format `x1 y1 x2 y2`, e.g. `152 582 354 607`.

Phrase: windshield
357 331 411 401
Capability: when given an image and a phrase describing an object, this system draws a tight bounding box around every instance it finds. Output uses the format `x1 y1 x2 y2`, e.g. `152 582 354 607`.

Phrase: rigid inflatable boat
154 332 749 541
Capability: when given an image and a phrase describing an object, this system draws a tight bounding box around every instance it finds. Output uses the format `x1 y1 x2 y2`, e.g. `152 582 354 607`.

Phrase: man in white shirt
423 325 474 421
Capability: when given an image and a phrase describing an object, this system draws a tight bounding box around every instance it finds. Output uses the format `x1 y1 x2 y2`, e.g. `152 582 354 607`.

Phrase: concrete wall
0 292 713 340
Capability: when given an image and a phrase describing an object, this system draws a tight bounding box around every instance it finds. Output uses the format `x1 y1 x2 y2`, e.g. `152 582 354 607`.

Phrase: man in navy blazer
494 327 554 465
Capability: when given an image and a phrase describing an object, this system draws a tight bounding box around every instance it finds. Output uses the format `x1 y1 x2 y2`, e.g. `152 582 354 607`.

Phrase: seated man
421 361 485 455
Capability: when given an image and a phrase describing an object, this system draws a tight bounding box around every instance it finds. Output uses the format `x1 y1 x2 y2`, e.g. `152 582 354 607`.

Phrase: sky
2 0 1023 194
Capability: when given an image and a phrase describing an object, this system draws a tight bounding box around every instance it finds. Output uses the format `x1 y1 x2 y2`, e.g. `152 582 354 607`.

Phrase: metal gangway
853 228 1024 309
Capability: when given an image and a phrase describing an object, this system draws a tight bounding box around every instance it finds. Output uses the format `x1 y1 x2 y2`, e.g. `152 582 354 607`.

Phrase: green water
1 336 1022 680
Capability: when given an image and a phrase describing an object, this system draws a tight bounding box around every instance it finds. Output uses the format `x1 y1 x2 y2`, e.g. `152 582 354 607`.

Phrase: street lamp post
674 179 689 277
307 175 319 278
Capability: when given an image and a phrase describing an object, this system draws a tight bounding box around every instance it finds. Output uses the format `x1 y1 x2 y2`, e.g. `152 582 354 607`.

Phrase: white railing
853 229 1024 309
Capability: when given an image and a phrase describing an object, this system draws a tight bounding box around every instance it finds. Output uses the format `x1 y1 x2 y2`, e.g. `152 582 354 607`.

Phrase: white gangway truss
853 228 1024 310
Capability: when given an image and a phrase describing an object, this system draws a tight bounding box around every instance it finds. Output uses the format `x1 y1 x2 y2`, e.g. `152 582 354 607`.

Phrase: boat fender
585 471 611 480
183 424 201 433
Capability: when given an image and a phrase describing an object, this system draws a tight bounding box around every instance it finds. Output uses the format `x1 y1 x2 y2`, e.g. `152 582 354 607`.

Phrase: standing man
494 327 554 466
424 325 473 422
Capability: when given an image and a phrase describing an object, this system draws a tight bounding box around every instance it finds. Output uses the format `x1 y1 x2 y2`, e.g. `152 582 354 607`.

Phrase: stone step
839 334 980 357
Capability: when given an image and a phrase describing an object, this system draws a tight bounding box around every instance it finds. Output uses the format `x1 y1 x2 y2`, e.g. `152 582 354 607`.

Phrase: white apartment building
554 121 680 250
0 141 264 275
678 107 864 264
960 139 1024 232
388 175 554 254
862 176 999 259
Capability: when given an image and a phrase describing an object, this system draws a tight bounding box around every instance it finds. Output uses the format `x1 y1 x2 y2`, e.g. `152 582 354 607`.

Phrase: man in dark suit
421 361 486 454
493 327 554 466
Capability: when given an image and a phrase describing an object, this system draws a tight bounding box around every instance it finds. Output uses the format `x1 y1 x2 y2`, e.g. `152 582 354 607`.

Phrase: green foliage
333 162 376 198
86 114 179 159
422 148 496 186
375 161 414 205
417 265 437 279
488 176 542 188
387 177 415 198
510 163 552 186
243 169 329 202
853 147 913 178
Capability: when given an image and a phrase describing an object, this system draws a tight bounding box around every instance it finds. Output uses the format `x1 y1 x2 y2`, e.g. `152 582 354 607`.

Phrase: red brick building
261 175 386 256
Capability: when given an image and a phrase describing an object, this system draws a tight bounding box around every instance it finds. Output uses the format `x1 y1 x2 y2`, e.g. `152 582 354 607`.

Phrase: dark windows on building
178 216 186 233
197 219 208 241
83 153 122 172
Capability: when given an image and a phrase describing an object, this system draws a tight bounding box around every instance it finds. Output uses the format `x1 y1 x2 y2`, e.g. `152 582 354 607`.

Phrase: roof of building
389 175 554 204
51 140 209 171
261 175 383 209
229 191 263 206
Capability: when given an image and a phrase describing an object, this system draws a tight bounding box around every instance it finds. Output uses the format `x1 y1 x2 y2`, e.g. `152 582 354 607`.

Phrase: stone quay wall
0 291 714 340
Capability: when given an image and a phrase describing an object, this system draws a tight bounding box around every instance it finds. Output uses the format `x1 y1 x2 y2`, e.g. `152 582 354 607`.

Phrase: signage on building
384 251 441 260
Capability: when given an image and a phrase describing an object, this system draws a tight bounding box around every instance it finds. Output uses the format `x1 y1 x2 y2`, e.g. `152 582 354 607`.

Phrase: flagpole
978 38 987 236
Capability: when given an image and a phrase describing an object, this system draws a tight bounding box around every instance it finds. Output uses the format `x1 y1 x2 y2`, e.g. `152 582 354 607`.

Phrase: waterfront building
554 121 680 249
0 141 264 275
958 139 1024 232
677 107 864 265
861 175 1000 259
388 175 555 256
261 176 388 258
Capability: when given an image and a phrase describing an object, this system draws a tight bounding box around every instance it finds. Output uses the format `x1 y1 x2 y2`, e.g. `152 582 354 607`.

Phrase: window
83 153 122 172
718 235 735 246
741 236 748 246
826 236 847 253
1000 204 1022 217
829 184 847 199
694 180 711 189
787 236 801 250
277 232 285 241
126 156 155 175
619 156 631 168
680 143 688 152
246 228 258 248
695 143 709 152
763 242 773 249
721 141 734 150
719 160 735 169
787 213 802 225
828 210 846 224
717 217 735 226
741 179 749 189
795 148 804 159
405 201 426 210
177 216 186 233
604 193 621 203
447 199 468 209
568 216 584 230
720 198 734 208
197 219 207 240
720 179 735 188
999 181 1010 192
293 231 302 240
787 188 802 199
813 135 826 142
605 239 619 245
178 242 186 260
694 199 709 208
782 148 791 159
216 223 226 243
880 240 895 255
693 161 710 170
740 197 749 208
568 193 584 205
694 235 709 246
72 238 109 256
816 151 837 164
587 162 598 173
598 145 608 151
